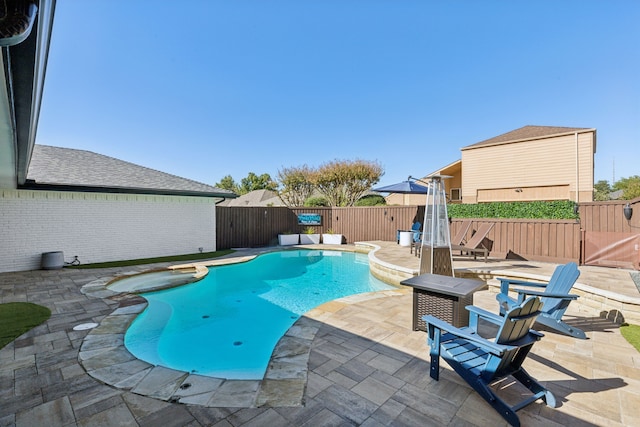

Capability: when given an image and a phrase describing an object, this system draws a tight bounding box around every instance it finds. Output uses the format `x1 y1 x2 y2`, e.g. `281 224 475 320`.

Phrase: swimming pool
124 249 394 379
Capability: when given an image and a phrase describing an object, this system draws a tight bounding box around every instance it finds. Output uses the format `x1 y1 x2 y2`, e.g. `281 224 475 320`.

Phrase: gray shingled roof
464 125 594 149
25 145 236 198
219 189 286 206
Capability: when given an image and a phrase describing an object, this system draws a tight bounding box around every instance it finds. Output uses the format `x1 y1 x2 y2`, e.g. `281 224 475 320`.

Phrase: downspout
575 132 579 204
576 131 582 266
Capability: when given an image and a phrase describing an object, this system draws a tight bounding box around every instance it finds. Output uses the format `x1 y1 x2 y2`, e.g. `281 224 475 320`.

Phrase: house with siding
386 125 596 205
0 5 236 272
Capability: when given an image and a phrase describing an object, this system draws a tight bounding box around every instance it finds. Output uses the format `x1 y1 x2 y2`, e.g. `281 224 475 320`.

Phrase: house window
450 188 461 201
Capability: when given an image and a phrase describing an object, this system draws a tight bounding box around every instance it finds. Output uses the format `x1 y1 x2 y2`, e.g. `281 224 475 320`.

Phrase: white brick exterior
0 189 217 272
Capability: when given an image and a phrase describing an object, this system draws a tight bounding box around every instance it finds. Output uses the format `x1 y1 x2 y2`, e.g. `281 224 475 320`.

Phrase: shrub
304 196 329 207
355 195 387 206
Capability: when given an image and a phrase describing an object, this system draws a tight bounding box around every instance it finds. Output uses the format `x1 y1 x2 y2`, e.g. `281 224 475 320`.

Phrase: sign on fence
297 213 322 226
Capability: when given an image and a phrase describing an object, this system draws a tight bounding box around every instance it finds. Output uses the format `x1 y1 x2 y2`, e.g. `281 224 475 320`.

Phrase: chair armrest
496 292 515 306
498 278 548 287
422 314 507 356
465 305 504 325
498 277 547 294
495 292 517 314
513 289 579 300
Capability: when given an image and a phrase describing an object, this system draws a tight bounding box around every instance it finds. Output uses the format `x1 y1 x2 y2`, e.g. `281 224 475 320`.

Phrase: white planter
299 234 321 244
322 234 343 244
278 234 299 245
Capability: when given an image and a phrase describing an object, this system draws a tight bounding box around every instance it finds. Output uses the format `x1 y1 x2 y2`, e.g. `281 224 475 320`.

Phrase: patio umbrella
372 180 429 194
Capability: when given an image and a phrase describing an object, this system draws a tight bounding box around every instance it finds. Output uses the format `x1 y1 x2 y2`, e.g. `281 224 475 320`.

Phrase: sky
37 0 639 189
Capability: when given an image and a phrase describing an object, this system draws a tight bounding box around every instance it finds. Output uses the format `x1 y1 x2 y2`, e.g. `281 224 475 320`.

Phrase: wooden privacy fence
450 218 581 264
216 206 583 264
216 206 424 248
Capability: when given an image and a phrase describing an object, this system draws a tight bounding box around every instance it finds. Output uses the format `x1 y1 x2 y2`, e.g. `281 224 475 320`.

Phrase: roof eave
461 128 597 151
18 181 238 199
12 0 56 185
425 159 462 177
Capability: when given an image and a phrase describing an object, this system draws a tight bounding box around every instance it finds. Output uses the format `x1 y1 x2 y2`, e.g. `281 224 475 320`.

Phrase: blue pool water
124 249 393 379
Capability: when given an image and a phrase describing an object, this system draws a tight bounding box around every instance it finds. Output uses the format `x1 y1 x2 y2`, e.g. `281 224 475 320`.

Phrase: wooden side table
400 274 486 331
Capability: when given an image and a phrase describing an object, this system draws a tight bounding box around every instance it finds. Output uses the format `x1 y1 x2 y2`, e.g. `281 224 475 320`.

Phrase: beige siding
385 193 426 205
576 132 595 202
477 185 570 202
461 131 594 203
442 164 462 203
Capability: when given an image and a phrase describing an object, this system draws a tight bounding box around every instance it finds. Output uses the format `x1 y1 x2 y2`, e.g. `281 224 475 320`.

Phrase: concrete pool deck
1 243 639 426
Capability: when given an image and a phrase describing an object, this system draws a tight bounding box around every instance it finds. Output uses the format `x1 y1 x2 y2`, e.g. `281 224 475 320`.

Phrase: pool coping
78 245 399 408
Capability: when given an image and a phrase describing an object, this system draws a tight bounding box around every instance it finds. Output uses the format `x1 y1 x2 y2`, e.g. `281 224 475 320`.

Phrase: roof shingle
26 145 235 197
464 125 594 149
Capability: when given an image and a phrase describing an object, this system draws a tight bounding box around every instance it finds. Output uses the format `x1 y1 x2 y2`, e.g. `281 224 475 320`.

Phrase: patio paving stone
207 380 261 407
15 396 75 427
76 402 138 427
130 366 189 401
88 359 152 386
314 384 379 425
255 378 306 407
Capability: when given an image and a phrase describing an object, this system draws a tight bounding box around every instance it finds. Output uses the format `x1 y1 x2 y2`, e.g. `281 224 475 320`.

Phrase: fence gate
583 231 640 270
580 199 640 271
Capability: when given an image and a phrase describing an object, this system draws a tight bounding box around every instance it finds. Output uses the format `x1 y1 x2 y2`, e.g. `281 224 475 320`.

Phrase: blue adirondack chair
423 297 555 427
410 228 423 256
496 262 585 339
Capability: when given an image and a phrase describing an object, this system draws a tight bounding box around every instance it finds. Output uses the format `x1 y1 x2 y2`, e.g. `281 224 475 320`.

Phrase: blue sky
37 1 639 188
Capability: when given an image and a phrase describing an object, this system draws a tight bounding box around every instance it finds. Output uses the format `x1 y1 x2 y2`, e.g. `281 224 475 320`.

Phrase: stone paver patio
1 243 639 426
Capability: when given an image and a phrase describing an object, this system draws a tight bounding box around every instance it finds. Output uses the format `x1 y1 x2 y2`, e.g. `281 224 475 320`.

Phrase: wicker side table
400 274 486 331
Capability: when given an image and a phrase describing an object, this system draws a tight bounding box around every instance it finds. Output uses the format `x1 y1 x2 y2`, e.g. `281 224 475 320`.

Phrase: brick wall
0 189 217 272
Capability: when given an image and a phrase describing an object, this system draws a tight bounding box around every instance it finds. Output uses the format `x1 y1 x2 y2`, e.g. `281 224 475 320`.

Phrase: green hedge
447 200 578 220
355 195 387 206
304 197 329 207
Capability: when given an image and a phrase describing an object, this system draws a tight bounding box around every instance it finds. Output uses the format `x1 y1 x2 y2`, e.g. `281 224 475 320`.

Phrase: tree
613 175 640 200
593 180 611 201
311 159 383 207
215 175 238 193
237 172 278 195
277 165 315 207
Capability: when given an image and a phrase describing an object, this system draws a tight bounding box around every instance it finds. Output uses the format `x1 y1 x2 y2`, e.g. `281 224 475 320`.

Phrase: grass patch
0 302 51 349
69 250 235 269
620 323 640 353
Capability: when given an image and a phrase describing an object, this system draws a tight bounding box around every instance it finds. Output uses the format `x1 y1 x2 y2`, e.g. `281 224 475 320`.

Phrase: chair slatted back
496 296 543 345
464 223 494 249
488 297 543 378
451 220 472 246
541 262 580 314
411 222 423 244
